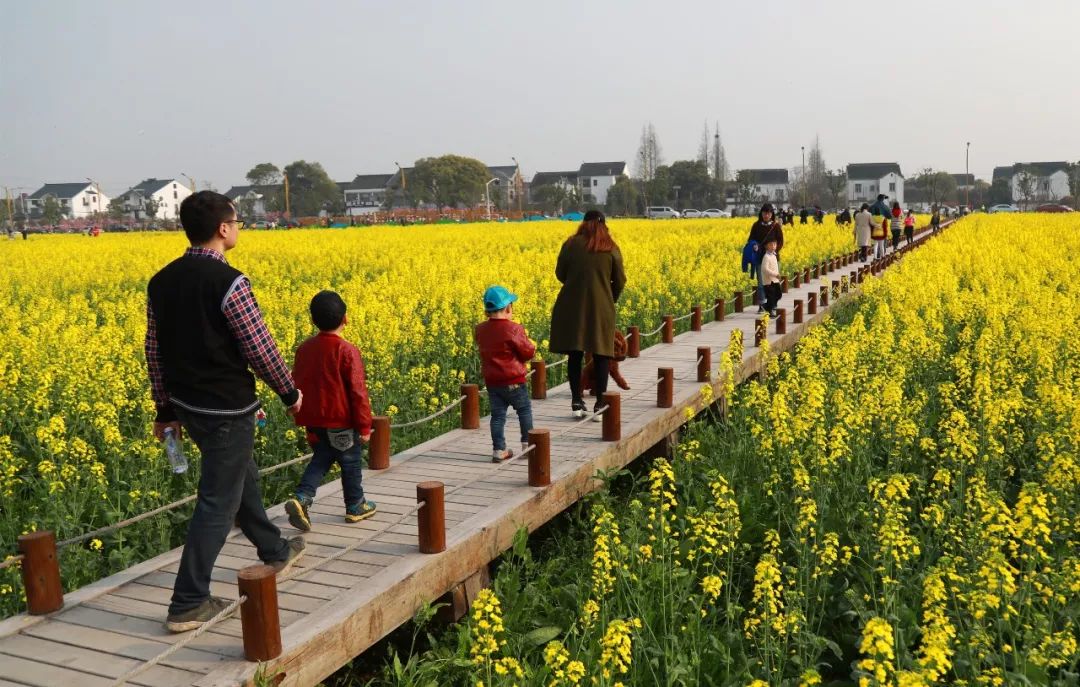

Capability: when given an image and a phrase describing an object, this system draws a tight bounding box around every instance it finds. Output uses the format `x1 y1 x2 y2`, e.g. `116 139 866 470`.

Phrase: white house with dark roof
529 171 579 203
115 178 191 220
993 162 1071 203
577 161 626 205
733 168 789 204
27 182 110 219
224 185 282 218
847 163 904 206
341 174 393 215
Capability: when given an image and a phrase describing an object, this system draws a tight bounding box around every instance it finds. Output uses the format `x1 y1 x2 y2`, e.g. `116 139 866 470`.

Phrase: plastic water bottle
163 427 188 474
255 408 267 429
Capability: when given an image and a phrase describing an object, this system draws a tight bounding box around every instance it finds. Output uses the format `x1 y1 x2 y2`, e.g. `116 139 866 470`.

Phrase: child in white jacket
760 239 782 317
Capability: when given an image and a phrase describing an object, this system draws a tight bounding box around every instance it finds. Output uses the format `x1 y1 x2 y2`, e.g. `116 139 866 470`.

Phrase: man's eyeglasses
225 219 246 230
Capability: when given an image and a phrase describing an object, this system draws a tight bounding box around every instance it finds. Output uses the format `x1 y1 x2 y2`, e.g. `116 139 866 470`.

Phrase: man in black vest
146 191 305 632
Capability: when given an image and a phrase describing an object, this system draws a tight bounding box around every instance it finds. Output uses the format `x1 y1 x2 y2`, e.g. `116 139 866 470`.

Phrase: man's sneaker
345 500 378 523
285 496 312 532
591 403 604 422
492 449 513 463
268 536 305 576
757 305 766 314
521 442 530 453
165 596 235 633
571 401 587 419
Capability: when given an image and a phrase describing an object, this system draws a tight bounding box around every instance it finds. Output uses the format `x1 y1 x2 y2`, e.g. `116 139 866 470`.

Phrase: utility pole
511 156 522 215
283 173 291 218
801 146 806 207
965 142 971 211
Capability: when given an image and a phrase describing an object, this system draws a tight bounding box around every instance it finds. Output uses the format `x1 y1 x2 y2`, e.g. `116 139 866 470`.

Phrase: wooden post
755 318 766 347
793 299 804 324
461 384 479 430
820 284 829 307
691 305 702 331
803 267 810 283
369 416 391 470
530 360 547 400
734 290 744 313
808 291 817 315
601 392 620 441
832 280 841 299
850 270 857 288
627 326 640 358
18 531 63 615
775 308 787 335
527 429 550 487
417 482 446 554
657 368 674 408
793 272 801 288
697 346 711 382
781 276 789 294
752 288 761 306
714 298 725 322
662 315 674 343
812 264 819 279
237 564 281 661
857 267 865 284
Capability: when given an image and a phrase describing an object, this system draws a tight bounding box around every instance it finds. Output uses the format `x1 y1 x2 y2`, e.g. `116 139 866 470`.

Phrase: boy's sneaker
757 305 766 314
345 500 378 523
285 495 312 532
492 448 513 463
571 401 587 419
165 596 236 633
521 442 530 453
591 403 604 422
268 536 305 576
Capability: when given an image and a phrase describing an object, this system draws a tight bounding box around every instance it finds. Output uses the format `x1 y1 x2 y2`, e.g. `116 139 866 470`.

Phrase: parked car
681 209 702 218
1035 203 1074 213
104 223 130 232
278 219 300 228
249 220 274 229
700 208 731 218
646 206 680 219
988 204 1018 213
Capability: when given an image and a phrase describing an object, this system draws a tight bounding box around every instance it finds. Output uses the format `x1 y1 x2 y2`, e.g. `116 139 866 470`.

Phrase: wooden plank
136 570 339 602
84 594 244 638
112 581 324 615
51 606 246 658
0 653 117 687
0 634 205 686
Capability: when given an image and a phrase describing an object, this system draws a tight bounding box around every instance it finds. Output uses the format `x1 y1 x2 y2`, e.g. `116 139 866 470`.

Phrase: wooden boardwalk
0 231 936 686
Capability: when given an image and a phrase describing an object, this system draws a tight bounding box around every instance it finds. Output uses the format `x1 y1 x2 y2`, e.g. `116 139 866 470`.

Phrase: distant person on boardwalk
146 191 305 633
839 208 852 225
814 205 824 224
890 202 903 252
903 209 915 245
854 203 874 261
549 210 626 420
870 193 891 219
760 238 782 317
799 207 809 224
475 285 535 462
748 203 784 313
285 290 376 533
931 207 941 233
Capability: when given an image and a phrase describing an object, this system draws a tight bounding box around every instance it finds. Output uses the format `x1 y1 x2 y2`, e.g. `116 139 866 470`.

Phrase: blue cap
482 285 518 312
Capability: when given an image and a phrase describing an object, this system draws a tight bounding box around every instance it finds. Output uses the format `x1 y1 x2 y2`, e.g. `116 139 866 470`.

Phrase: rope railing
389 395 468 429
0 555 24 571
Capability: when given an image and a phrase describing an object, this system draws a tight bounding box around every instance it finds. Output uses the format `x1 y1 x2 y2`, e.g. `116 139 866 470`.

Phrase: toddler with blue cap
474 285 536 462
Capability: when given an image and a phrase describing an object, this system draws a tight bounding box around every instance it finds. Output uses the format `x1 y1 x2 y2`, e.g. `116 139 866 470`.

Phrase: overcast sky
3 0 1078 195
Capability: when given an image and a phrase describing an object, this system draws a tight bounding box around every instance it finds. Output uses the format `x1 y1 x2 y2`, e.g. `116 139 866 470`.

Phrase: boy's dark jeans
489 384 533 451
296 429 366 506
764 283 783 311
170 409 289 615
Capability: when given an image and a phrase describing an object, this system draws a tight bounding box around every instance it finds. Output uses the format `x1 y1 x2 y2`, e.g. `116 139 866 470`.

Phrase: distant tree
712 124 729 206
605 176 644 216
805 135 829 205
668 160 713 209
645 165 673 206
697 121 711 169
1014 168 1038 210
734 170 761 215
144 196 160 220
409 155 489 209
532 184 569 215
825 169 848 209
106 198 125 221
246 163 282 187
41 195 63 225
988 178 1013 205
970 180 991 208
913 169 957 208
280 161 340 216
1067 162 1080 209
634 122 663 184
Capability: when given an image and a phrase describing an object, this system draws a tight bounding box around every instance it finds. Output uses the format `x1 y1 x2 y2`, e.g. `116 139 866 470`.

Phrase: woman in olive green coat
549 210 627 418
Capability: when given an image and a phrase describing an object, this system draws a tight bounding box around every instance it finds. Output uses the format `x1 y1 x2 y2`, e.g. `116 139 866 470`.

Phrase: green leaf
524 626 563 646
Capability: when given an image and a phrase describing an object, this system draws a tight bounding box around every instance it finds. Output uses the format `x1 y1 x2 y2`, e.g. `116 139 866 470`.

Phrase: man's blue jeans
296 430 366 507
170 409 289 615
489 384 533 451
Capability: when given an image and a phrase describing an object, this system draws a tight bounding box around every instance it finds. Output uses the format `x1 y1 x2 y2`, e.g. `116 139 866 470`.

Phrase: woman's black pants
567 351 610 407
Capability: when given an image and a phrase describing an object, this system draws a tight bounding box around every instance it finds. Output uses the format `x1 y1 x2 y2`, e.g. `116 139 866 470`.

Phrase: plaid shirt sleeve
222 277 299 405
145 299 176 422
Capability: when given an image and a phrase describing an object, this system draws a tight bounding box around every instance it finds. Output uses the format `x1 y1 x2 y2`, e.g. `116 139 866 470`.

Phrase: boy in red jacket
285 291 376 531
474 285 535 462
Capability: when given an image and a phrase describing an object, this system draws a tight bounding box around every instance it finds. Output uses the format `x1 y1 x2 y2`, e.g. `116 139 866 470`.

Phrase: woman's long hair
574 211 616 253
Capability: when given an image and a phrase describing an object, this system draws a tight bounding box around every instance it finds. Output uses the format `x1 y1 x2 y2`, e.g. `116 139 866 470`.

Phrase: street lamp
181 173 197 194
485 178 500 220
801 146 806 207
394 162 406 191
673 184 681 208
